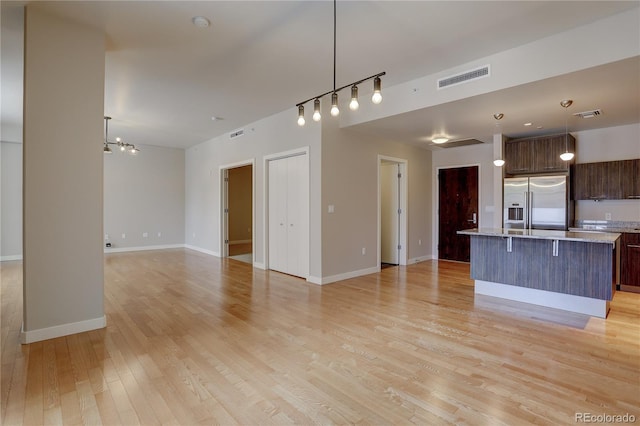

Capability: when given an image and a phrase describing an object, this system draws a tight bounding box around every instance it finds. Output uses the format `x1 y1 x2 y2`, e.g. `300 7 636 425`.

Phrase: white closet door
268 154 309 278
286 154 309 278
268 158 287 273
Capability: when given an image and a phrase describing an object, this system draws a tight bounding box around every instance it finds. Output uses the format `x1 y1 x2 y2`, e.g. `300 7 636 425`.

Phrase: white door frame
263 147 310 279
219 159 255 261
377 155 408 267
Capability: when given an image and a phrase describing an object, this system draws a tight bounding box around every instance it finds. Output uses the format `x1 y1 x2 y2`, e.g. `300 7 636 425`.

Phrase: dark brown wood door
438 166 479 262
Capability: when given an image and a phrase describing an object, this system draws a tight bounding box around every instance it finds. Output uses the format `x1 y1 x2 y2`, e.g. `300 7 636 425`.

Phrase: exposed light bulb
349 85 359 110
493 159 505 167
313 99 321 121
120 145 126 152
371 77 382 104
330 92 340 116
297 105 305 126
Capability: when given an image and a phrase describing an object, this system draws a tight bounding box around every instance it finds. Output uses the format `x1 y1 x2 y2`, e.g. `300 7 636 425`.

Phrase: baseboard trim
312 266 380 285
1 254 23 262
253 262 266 270
21 315 107 344
105 244 184 254
184 244 220 257
408 255 432 264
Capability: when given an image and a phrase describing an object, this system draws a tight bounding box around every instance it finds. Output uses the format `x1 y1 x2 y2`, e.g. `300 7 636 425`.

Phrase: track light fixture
296 0 385 125
103 116 139 155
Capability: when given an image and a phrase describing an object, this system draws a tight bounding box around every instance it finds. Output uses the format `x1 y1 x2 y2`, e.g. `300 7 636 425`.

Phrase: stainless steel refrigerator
503 175 572 230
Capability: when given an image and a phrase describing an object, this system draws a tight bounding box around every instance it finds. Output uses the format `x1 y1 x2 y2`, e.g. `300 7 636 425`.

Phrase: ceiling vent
229 129 244 139
573 109 602 119
430 139 484 148
438 65 490 89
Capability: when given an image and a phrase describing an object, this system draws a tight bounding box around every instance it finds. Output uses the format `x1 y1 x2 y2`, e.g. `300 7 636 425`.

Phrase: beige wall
22 6 105 341
228 165 252 243
1 142 22 259
104 143 185 250
321 114 432 279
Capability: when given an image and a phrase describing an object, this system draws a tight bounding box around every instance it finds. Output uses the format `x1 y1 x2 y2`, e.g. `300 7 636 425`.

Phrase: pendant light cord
333 0 336 93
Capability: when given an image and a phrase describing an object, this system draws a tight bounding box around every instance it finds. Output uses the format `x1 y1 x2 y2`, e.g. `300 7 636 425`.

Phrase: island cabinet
573 159 640 200
621 232 640 292
458 228 620 318
504 134 575 175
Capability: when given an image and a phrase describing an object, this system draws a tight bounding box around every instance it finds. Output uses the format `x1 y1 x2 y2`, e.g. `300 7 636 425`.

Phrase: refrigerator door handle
524 191 529 230
528 191 533 230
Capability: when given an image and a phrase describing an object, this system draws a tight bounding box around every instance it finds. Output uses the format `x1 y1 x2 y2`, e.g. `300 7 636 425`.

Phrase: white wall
573 123 640 222
185 108 322 275
0 142 22 260
104 144 185 251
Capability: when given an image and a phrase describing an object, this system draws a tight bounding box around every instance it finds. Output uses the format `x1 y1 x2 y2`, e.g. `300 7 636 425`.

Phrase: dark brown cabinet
573 159 640 200
621 232 640 291
504 134 574 175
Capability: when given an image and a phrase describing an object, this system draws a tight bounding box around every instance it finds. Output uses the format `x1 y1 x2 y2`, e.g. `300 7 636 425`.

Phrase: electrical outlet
605 212 612 220
157 232 162 237
419 239 422 246
362 247 366 255
121 233 126 239
104 234 109 241
143 232 148 238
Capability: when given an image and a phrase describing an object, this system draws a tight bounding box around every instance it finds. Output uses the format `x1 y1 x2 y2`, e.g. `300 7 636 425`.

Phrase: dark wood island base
458 228 620 318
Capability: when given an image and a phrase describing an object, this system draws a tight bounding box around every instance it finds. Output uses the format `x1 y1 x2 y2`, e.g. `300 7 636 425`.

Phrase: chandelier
296 0 385 126
103 116 139 155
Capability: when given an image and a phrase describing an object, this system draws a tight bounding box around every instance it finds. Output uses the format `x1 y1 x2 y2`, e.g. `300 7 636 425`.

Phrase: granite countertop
569 227 640 234
458 228 620 244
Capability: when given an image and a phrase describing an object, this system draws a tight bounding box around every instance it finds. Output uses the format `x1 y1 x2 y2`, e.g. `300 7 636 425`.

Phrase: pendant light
559 100 574 161
295 0 385 125
103 116 139 155
492 113 505 167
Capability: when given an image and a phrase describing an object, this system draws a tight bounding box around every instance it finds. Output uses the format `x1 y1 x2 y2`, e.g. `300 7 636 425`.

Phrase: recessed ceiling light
432 137 449 144
192 16 211 28
211 116 223 121
524 122 532 126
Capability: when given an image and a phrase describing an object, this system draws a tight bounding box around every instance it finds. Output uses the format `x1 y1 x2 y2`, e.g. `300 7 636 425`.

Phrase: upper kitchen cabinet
504 134 575 176
573 159 640 200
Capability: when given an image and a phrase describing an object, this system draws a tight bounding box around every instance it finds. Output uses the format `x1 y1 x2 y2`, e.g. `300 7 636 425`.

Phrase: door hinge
397 173 402 179
397 208 402 215
224 177 229 182
225 239 229 244
397 245 402 250
224 208 229 213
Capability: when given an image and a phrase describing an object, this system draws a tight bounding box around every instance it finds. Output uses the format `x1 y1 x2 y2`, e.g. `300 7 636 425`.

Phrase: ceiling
2 1 639 150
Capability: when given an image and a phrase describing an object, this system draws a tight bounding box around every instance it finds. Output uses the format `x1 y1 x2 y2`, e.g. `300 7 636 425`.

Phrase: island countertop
458 228 620 244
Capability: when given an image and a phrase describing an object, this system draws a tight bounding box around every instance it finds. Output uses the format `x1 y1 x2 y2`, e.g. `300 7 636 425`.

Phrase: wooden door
438 166 479 262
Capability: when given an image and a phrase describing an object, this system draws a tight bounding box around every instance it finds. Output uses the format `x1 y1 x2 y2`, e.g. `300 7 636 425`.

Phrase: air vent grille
438 65 490 89
573 109 602 119
229 129 244 139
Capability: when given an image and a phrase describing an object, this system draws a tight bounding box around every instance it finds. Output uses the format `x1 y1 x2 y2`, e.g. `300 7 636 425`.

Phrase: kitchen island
458 228 620 318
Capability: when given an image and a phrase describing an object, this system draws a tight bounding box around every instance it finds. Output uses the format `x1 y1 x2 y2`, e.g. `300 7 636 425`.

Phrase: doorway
221 162 254 264
437 165 479 262
378 156 408 268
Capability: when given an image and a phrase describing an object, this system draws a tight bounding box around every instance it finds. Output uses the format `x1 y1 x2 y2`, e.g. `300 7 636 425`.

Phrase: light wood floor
2 249 639 425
